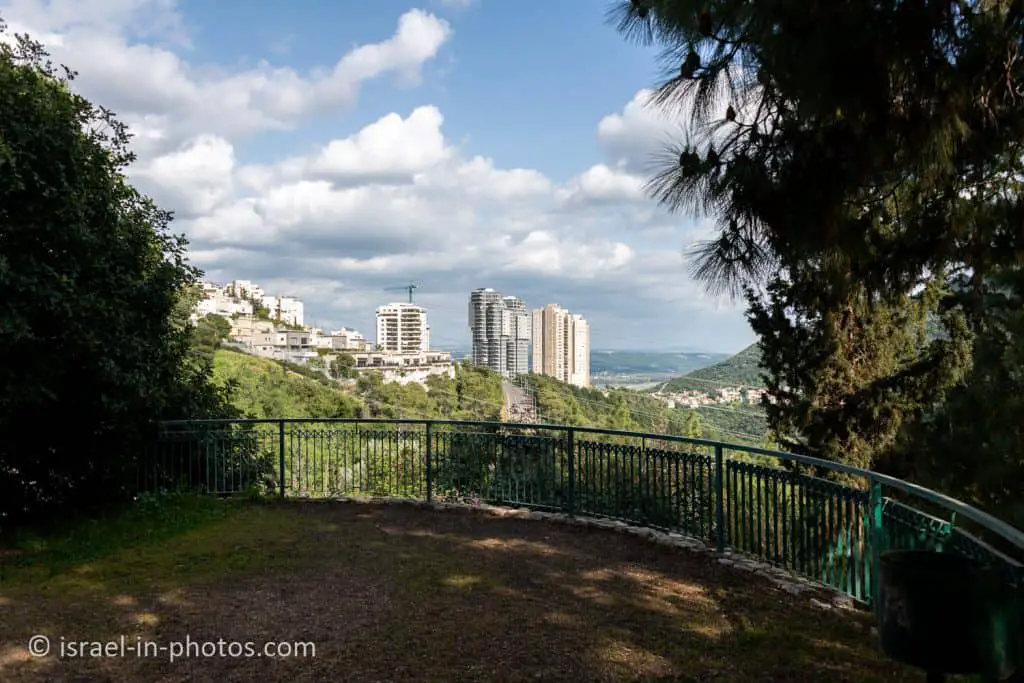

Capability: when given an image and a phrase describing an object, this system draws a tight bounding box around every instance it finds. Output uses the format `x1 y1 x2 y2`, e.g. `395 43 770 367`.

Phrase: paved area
502 380 537 423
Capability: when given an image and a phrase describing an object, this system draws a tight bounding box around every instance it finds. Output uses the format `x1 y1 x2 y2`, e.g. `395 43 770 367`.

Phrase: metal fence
147 417 1024 610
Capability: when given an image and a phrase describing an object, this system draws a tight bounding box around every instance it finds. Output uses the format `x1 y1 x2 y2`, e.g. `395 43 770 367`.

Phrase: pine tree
610 0 1024 471
903 266 1024 527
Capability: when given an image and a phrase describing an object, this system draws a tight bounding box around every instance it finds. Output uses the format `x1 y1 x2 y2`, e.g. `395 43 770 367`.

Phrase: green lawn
1 496 923 682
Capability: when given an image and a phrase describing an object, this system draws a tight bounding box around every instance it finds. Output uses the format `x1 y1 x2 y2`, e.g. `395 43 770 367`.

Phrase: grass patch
1 494 313 599
1 500 930 682
1 492 238 583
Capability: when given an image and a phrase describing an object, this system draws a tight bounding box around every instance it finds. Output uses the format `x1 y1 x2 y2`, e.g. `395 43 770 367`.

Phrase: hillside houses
651 386 770 409
193 279 455 387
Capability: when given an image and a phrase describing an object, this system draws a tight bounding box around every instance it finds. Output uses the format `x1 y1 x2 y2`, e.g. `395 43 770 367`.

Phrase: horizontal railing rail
146 417 1024 611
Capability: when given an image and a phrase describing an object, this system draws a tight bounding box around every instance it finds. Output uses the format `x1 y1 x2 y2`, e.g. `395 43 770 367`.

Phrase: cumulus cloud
307 106 452 182
1 0 752 351
596 89 677 175
555 164 646 207
4 1 453 157
133 135 236 216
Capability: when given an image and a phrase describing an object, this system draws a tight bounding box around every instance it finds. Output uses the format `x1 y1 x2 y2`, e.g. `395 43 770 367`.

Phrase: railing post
869 479 884 616
566 427 575 516
715 444 725 553
425 421 433 503
278 419 286 498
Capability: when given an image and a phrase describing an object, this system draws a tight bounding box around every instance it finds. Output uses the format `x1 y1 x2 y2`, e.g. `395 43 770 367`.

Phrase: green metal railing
145 418 1024 611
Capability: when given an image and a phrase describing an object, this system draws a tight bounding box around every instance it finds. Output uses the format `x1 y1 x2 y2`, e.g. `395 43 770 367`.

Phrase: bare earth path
502 379 536 423
0 501 916 682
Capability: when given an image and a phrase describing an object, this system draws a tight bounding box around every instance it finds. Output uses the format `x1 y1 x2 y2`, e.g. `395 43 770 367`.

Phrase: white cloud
133 135 235 216
555 164 646 206
3 1 453 157
597 89 678 174
307 106 452 181
1 1 752 351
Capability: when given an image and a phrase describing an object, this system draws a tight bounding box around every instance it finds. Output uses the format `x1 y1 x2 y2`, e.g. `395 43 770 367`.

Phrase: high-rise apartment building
469 288 503 369
531 304 590 388
376 303 430 354
500 296 531 377
468 288 531 377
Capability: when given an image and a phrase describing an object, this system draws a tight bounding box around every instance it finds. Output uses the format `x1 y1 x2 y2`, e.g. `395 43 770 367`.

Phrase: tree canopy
611 0 1022 295
0 24 235 526
610 0 1024 517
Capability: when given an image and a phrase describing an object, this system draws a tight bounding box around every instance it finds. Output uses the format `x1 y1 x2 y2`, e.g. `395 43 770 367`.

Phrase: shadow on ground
0 500 921 682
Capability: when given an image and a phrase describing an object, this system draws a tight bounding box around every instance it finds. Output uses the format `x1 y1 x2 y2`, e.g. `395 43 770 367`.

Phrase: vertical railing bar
869 479 884 612
278 420 285 498
425 422 433 503
715 445 725 553
566 427 576 516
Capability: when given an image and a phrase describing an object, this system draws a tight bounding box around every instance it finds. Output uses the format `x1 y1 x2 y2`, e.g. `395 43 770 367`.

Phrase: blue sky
2 0 756 353
177 0 659 176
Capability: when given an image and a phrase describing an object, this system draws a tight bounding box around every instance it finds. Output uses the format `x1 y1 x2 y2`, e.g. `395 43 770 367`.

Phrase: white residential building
531 303 591 388
229 315 275 339
718 387 742 403
225 280 264 301
350 350 455 386
500 296 531 377
375 303 430 354
568 313 591 388
314 327 371 352
468 288 531 377
469 288 504 371
227 315 312 360
195 293 253 319
261 295 304 327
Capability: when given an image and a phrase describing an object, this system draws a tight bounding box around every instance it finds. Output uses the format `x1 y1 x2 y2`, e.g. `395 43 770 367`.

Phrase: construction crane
384 282 419 304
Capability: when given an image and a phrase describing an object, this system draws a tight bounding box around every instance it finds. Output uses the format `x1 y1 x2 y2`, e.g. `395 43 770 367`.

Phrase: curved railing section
147 418 1024 609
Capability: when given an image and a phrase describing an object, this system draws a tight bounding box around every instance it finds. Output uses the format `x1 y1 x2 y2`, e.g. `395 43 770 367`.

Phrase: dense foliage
522 373 702 434
902 268 1024 528
212 350 363 419
359 362 505 422
612 0 1024 521
0 26 236 527
210 351 505 423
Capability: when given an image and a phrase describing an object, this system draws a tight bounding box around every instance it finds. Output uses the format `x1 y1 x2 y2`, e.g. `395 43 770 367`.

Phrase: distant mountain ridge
590 350 730 377
657 344 766 392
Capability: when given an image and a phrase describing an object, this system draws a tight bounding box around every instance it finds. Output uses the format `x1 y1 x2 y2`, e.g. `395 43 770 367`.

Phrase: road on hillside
502 380 537 424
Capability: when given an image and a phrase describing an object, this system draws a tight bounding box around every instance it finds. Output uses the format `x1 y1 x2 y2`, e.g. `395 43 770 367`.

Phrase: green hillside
658 344 765 392
211 349 503 422
521 373 768 448
523 374 702 437
209 349 769 449
212 350 362 419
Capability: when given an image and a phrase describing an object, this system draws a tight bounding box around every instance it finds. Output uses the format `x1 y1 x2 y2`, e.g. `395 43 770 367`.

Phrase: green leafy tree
0 25 236 524
329 352 357 380
192 314 232 356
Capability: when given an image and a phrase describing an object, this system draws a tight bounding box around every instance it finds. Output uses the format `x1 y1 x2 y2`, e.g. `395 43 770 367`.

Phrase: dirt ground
0 500 918 682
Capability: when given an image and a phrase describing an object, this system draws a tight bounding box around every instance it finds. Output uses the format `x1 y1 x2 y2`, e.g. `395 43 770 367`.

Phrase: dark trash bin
876 549 1019 681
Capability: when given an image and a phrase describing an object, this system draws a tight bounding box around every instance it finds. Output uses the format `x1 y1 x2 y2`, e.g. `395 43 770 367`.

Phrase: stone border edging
321 494 868 622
